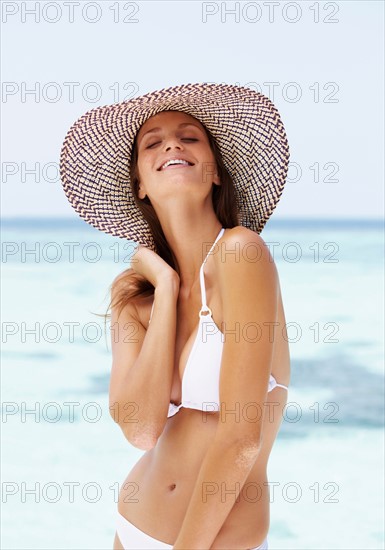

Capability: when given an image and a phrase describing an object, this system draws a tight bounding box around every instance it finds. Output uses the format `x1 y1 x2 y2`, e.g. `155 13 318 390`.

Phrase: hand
130 243 180 290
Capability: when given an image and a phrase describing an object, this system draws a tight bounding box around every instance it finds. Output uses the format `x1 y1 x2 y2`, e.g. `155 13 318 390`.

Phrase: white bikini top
148 227 288 418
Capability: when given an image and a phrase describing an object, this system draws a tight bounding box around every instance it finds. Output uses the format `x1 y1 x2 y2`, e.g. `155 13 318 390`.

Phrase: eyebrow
139 122 203 141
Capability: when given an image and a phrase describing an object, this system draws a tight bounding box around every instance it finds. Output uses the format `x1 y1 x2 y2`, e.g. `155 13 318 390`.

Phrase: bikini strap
148 298 155 325
269 374 289 391
149 227 225 325
199 228 225 317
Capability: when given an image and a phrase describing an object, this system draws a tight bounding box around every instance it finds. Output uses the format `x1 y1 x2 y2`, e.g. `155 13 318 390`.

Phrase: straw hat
60 82 290 251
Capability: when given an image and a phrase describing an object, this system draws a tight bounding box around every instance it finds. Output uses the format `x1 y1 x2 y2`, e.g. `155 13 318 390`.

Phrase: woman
60 83 291 550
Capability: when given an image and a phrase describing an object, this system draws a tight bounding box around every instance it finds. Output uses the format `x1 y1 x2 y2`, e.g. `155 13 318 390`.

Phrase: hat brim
60 82 290 250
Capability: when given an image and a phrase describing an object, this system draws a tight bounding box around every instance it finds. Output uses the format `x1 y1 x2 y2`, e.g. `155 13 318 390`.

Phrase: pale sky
1 0 384 219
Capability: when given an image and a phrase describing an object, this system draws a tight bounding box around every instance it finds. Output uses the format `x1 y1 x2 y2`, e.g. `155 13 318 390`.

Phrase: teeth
161 159 190 170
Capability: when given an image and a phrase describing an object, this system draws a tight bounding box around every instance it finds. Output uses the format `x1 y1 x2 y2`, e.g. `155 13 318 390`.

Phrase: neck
155 203 222 292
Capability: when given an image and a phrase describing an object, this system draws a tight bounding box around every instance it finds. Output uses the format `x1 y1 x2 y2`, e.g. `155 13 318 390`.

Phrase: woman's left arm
173 228 279 550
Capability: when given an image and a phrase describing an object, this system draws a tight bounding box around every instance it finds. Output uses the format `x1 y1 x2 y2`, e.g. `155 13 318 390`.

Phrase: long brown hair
94 112 239 328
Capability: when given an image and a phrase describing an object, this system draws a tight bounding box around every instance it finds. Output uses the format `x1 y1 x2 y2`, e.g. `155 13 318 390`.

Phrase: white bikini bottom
116 510 269 549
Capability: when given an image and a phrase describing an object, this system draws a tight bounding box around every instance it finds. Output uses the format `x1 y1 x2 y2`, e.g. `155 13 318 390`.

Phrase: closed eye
146 137 198 149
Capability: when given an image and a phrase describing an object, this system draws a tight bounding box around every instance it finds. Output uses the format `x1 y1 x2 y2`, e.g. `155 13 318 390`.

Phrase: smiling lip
158 158 194 171
161 163 193 171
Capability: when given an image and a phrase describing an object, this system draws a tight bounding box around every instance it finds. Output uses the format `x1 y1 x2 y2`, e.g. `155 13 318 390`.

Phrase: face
135 111 220 203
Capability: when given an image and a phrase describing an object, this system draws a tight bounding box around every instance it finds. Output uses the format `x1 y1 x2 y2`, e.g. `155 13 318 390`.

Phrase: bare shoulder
220 225 271 249
215 225 277 275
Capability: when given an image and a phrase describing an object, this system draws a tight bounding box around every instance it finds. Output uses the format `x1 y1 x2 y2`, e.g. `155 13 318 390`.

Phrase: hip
115 510 269 550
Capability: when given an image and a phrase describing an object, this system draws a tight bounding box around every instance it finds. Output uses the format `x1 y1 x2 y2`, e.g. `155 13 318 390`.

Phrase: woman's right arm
109 247 179 451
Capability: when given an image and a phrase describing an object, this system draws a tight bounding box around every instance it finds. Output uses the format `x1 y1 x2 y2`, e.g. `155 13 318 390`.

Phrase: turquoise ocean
1 217 384 549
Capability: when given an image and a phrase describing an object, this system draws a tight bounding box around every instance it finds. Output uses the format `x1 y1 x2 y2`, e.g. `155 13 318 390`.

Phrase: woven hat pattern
60 83 290 251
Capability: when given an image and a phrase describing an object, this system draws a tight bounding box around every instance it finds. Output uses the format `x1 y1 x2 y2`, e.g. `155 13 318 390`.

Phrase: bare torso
116 251 290 549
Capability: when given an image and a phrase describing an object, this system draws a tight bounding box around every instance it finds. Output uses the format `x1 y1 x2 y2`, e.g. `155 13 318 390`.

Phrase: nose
163 135 183 151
